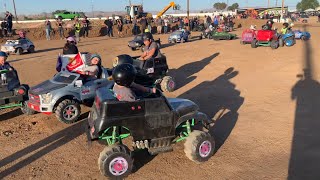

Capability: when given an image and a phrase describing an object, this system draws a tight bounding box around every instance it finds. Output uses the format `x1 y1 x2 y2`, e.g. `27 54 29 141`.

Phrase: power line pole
12 0 17 23
268 0 270 7
187 0 190 29
91 0 94 18
281 0 285 21
275 0 278 7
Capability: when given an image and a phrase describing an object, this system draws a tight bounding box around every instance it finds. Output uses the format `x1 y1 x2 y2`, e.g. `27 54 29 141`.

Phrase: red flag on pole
66 53 85 73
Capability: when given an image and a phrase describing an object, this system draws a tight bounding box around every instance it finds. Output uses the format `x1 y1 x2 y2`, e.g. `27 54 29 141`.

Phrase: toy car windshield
53 73 77 84
5 40 19 44
172 31 182 35
134 36 143 41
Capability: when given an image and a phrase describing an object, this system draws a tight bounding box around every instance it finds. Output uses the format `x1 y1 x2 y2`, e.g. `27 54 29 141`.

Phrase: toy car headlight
41 93 52 104
135 42 140 46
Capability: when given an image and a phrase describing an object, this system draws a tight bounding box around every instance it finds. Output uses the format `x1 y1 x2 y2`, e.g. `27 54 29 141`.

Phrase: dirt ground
1 18 320 180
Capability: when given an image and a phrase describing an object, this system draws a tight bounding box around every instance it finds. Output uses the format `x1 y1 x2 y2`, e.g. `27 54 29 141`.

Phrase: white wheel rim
168 80 175 90
62 105 78 120
109 157 129 176
199 140 212 158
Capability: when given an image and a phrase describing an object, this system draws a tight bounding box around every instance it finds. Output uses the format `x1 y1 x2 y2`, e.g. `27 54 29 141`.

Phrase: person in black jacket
62 36 79 55
104 17 114 37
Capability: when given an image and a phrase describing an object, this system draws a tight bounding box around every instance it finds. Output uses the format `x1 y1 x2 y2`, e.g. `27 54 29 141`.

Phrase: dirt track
1 18 320 180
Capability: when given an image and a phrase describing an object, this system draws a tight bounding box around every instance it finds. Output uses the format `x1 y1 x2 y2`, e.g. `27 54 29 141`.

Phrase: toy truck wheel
279 38 284 47
240 40 245 45
27 45 35 53
208 34 212 39
184 130 215 163
98 144 133 179
55 99 81 124
251 39 258 48
270 40 279 49
161 76 176 92
21 102 35 115
16 48 23 55
131 47 136 51
301 36 306 41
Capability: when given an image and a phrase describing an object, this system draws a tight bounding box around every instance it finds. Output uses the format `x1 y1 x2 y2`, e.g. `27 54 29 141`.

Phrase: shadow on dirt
0 108 23 122
169 53 219 90
288 25 320 179
0 119 87 179
178 67 244 151
8 55 45 63
131 149 156 173
36 46 63 53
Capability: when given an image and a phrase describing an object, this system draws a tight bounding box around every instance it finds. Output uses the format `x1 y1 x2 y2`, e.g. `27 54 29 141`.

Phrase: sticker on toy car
147 68 154 74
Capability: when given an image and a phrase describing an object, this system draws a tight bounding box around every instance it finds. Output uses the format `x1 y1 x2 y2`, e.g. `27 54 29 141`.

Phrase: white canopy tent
304 8 315 12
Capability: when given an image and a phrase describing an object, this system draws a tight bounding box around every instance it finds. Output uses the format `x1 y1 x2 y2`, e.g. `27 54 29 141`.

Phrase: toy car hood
30 80 67 95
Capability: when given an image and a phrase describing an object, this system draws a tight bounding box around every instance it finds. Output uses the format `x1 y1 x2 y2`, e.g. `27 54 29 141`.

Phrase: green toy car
54 11 81 20
209 31 237 40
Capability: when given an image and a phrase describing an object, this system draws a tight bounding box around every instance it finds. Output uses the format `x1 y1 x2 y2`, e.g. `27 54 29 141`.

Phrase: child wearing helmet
0 51 13 70
63 36 79 55
281 23 289 34
139 32 160 61
112 63 156 102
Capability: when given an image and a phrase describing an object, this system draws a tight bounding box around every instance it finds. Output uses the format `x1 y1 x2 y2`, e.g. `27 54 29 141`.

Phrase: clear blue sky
2 0 301 15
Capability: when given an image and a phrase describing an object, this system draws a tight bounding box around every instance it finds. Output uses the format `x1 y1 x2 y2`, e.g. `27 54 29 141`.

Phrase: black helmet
267 20 274 25
142 32 153 41
112 63 137 87
283 22 289 27
113 54 133 67
0 51 8 57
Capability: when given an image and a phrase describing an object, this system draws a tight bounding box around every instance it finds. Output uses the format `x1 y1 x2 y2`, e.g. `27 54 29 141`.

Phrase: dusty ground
1 18 320 180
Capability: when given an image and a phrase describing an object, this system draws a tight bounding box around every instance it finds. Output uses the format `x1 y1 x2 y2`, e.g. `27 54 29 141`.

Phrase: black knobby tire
213 37 219 41
160 76 176 92
21 102 35 115
28 45 35 53
184 130 215 163
301 35 306 41
98 144 133 179
131 47 136 51
270 40 279 49
279 38 284 47
55 99 81 124
16 48 23 55
208 34 212 39
251 39 258 48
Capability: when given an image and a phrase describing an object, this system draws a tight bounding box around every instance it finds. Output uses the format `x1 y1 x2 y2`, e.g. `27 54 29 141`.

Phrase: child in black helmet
112 63 156 102
139 32 160 61
0 51 13 70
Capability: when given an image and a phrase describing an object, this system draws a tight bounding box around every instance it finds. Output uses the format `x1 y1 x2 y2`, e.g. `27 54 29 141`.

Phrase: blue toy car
293 30 311 40
168 30 190 43
279 31 296 47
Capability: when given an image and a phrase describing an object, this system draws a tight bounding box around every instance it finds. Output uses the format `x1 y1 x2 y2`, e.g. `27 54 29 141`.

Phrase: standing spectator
56 18 64 39
213 16 219 29
104 17 114 37
5 11 13 37
44 18 52 40
206 15 212 28
147 17 152 33
132 16 138 35
163 17 169 34
184 17 189 28
74 17 81 42
318 13 320 22
156 17 163 34
1 20 7 37
116 19 123 37
140 16 147 33
82 16 90 38
179 17 184 29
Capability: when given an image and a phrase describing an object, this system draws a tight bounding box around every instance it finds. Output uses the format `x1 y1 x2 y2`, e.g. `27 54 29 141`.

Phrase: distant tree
227 3 239 11
79 12 86 17
296 0 319 11
200 10 204 13
213 2 227 10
